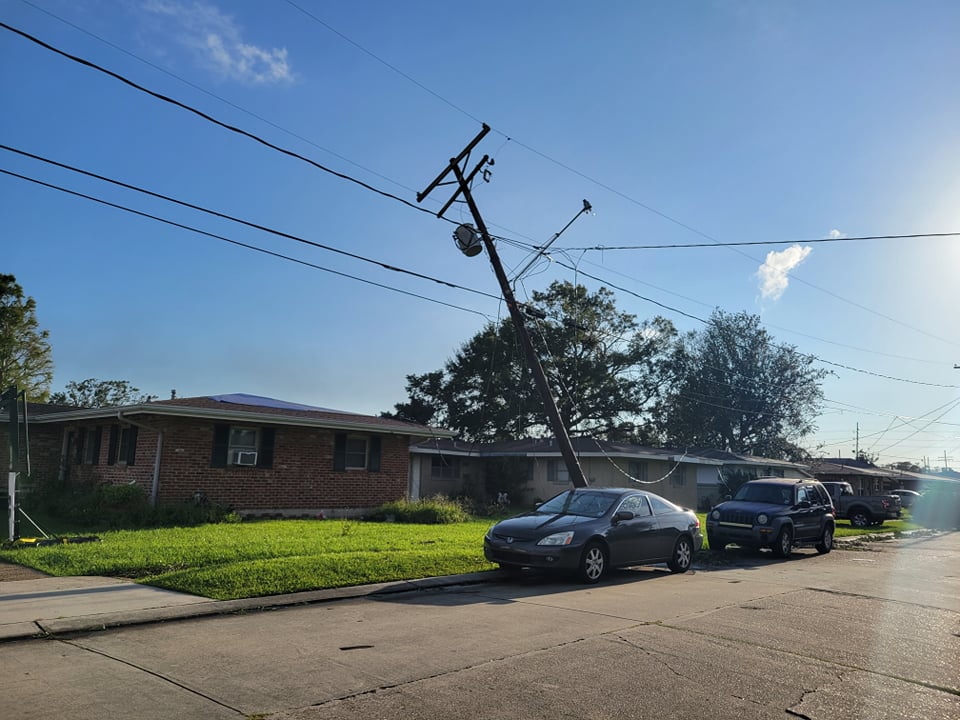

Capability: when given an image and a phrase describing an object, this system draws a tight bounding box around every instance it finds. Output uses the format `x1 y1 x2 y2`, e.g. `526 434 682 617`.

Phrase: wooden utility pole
418 125 588 488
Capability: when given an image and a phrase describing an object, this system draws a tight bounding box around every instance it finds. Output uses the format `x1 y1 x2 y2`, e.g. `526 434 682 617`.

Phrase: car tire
578 541 606 584
850 510 871 528
772 527 793 558
668 535 694 573
816 525 833 554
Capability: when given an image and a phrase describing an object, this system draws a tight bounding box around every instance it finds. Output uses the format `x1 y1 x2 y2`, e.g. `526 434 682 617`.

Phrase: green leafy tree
385 281 676 442
49 378 157 408
651 309 829 459
0 274 53 401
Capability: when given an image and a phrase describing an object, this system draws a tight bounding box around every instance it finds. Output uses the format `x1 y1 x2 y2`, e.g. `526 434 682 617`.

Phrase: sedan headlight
537 531 575 546
757 513 769 525
711 510 720 520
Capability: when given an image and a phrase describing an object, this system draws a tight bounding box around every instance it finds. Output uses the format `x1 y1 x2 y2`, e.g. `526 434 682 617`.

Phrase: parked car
706 478 835 558
483 488 703 583
891 488 922 509
820 481 902 527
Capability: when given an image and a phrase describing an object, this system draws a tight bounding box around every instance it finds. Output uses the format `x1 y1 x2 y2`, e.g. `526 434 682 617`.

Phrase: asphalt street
1 532 958 719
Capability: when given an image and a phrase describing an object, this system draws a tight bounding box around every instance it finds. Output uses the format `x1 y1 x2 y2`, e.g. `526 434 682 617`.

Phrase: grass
0 518 498 600
0 509 925 601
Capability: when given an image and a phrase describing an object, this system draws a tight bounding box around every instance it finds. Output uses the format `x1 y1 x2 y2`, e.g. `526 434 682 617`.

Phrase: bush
369 495 469 524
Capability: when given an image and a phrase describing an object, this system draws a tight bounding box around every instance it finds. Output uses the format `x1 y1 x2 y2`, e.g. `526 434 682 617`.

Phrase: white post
7 471 16 541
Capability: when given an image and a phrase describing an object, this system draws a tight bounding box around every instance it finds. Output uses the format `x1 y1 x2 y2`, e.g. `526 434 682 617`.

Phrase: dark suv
706 478 835 558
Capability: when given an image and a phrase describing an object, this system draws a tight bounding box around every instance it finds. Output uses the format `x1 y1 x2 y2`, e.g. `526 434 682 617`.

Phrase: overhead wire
0 168 494 319
558 232 960 251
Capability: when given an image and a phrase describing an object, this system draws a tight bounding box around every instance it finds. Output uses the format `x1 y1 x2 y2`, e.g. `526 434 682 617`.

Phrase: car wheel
816 525 833 554
772 527 793 558
578 542 606 584
668 535 694 573
850 511 871 528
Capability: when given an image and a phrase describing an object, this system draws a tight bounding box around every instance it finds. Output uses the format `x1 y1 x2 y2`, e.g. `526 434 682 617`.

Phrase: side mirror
613 510 635 524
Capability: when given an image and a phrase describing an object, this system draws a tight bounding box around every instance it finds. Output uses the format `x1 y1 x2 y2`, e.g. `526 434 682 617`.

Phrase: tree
652 309 829 459
0 274 53 401
49 378 157 408
384 281 676 442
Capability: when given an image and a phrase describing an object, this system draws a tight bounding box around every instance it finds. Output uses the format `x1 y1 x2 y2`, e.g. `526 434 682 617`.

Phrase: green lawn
0 518 498 600
0 511 924 601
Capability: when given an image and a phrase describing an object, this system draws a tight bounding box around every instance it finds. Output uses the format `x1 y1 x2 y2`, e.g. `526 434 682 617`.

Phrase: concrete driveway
1 532 958 719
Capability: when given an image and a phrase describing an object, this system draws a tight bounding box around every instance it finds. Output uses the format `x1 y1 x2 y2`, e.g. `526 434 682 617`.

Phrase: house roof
687 448 813 473
813 459 959 486
17 393 455 438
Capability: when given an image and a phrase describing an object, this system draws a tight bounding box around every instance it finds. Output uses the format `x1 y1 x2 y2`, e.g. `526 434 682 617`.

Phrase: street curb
4 571 498 641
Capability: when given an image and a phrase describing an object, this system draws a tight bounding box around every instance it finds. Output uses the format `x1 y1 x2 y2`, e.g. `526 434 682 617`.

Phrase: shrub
369 495 469 524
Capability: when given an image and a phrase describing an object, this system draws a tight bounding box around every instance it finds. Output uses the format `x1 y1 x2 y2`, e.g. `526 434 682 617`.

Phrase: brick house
3 394 454 517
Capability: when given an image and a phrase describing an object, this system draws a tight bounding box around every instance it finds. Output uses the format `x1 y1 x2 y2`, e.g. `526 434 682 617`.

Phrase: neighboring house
410 438 702 510
2 394 454 517
689 449 814 510
812 459 958 496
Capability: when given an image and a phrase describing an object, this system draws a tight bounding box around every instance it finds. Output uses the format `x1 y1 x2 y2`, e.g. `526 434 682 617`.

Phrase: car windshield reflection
733 483 793 505
536 491 617 518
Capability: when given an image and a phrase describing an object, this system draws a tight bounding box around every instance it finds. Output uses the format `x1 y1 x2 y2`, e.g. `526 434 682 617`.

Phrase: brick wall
34 417 412 513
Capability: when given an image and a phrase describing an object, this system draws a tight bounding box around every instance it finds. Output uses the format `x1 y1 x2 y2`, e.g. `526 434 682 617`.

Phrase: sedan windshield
537 491 618 518
733 483 793 505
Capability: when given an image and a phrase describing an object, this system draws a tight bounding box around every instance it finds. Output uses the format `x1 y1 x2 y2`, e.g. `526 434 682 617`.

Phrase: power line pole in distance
417 124 588 488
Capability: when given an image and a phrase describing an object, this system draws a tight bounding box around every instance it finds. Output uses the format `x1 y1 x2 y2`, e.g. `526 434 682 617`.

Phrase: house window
628 461 648 483
547 459 570 484
211 424 275 468
333 433 381 472
229 427 259 465
82 427 102 465
431 456 461 479
671 465 687 486
107 425 139 466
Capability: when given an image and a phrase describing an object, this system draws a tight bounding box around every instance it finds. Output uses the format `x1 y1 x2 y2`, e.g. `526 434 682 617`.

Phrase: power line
0 22 439 220
272 8 959 350
0 144 501 302
549 259 960 389
558 231 960 251
0 167 493 319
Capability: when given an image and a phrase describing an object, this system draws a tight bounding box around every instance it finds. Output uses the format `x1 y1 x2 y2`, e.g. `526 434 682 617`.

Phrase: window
82 427 102 465
628 461 648 483
670 465 687 486
649 495 677 515
547 459 570 484
210 424 275 468
431 456 461 479
107 425 139 466
333 433 381 472
618 494 651 516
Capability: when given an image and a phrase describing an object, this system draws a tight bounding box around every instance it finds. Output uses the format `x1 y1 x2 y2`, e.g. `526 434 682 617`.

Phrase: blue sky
2 0 958 470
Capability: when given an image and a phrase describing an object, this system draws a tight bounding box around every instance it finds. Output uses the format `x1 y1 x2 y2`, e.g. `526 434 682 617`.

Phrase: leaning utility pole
3 386 20 540
418 124 588 488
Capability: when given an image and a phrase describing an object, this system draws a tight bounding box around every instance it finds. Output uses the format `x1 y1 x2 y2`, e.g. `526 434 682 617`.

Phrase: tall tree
49 378 157 408
385 281 676 442
652 309 828 459
0 274 53 401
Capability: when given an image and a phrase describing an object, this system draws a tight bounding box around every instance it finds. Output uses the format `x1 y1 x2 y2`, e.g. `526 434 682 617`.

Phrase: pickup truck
821 481 901 528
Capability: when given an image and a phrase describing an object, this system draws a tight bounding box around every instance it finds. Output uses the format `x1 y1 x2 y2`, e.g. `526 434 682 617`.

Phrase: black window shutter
75 431 84 465
211 424 229 467
91 426 103 466
368 436 381 472
333 433 346 471
258 427 275 469
126 426 139 466
107 426 119 465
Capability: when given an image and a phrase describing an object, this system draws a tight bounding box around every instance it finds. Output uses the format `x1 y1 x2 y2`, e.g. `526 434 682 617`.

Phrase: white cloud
828 229 845 239
757 244 812 301
142 1 292 84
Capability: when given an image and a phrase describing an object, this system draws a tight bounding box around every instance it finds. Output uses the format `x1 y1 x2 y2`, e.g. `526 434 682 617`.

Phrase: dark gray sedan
483 487 703 583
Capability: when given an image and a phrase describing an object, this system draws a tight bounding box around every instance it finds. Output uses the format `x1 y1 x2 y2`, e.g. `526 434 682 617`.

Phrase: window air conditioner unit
235 451 258 466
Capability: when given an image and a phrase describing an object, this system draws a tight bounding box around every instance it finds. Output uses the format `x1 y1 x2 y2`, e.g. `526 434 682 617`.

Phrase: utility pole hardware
418 125 588 488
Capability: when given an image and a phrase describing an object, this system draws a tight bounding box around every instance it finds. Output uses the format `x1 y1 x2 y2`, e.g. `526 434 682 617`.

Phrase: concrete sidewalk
0 571 494 642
